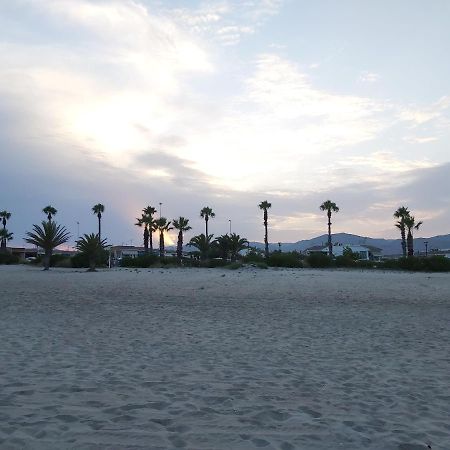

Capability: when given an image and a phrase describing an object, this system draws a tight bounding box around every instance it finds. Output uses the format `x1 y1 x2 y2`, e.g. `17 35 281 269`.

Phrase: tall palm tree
42 205 57 223
228 233 249 261
319 200 339 257
393 206 410 258
258 201 271 258
25 221 70 270
213 234 231 261
155 217 172 258
0 211 12 252
0 229 13 253
143 206 157 251
403 215 423 257
92 203 105 240
188 233 214 260
173 217 192 263
200 206 215 237
76 233 107 271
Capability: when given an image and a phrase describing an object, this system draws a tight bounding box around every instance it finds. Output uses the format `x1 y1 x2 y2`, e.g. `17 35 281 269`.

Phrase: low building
305 244 382 261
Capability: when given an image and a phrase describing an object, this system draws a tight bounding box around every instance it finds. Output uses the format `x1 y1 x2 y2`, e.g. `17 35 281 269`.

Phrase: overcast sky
2 0 449 247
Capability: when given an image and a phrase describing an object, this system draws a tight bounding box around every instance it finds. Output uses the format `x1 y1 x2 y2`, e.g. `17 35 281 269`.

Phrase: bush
355 260 377 269
71 253 90 268
335 255 356 268
0 253 20 265
267 251 303 268
255 262 268 269
225 262 243 270
423 256 450 272
380 256 450 272
243 250 266 264
120 254 159 268
306 253 332 268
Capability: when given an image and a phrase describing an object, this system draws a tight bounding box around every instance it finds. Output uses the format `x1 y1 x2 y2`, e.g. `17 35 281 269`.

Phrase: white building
305 244 382 261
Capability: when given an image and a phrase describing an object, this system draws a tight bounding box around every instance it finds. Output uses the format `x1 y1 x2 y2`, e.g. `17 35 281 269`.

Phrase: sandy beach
1 265 449 450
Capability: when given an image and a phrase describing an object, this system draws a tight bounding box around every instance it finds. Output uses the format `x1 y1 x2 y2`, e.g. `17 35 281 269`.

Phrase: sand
1 264 449 450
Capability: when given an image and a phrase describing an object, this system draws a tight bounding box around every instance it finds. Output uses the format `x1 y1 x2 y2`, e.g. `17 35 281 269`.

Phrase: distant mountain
249 233 450 255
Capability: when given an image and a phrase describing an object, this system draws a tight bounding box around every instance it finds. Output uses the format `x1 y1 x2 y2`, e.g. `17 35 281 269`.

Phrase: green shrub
335 255 356 268
71 253 90 268
306 253 332 268
120 254 159 268
256 262 268 269
267 251 303 268
243 250 266 264
225 262 243 270
0 253 20 265
54 257 72 268
201 259 228 268
422 256 450 272
355 260 377 269
380 256 450 272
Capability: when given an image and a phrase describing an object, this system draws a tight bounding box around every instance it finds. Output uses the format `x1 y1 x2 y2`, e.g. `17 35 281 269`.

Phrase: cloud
359 71 380 83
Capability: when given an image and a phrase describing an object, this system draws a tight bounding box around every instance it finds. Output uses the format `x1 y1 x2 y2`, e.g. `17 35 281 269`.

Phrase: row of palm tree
393 206 423 257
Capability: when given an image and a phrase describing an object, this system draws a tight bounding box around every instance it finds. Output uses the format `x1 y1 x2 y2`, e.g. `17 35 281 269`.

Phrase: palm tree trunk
144 226 149 253
149 229 153 252
98 214 102 241
327 211 332 257
400 227 407 258
264 209 268 258
177 231 183 263
88 257 96 272
159 231 164 258
43 250 52 270
407 230 413 257
205 217 208 237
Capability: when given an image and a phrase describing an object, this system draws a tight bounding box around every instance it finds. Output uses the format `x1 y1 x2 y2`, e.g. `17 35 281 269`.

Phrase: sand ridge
1 265 449 449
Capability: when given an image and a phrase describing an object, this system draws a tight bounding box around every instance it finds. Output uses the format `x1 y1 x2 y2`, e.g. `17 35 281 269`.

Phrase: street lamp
159 202 162 219
229 219 231 234
424 241 428 257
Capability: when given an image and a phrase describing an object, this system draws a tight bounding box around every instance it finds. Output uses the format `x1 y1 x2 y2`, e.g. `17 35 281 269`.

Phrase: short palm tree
25 221 70 270
320 200 339 257
0 210 12 252
0 229 13 253
228 233 249 261
92 203 105 240
403 215 423 257
143 206 157 251
155 217 172 258
258 201 271 258
42 205 57 223
393 206 410 257
200 206 215 237
173 217 192 263
213 234 231 261
188 233 214 260
76 233 107 271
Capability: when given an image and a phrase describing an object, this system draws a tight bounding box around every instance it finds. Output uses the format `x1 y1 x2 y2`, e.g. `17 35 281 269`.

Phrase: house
305 243 382 261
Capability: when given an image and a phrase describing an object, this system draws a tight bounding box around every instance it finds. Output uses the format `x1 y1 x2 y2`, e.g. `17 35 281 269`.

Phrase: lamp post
424 241 428 257
229 219 231 234
159 202 162 219
76 221 80 239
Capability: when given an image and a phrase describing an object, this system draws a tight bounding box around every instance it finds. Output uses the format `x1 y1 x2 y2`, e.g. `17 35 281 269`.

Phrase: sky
1 0 450 248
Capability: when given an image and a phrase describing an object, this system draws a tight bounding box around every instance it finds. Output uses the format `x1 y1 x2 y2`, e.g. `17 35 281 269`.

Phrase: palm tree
393 206 410 258
188 233 214 260
173 217 192 263
143 206 157 251
403 215 423 257
0 229 13 253
258 201 271 258
135 214 150 252
228 233 249 261
0 211 12 252
319 200 339 257
213 234 231 261
42 205 57 223
25 221 70 270
155 217 172 258
76 233 107 271
92 203 105 240
200 206 215 237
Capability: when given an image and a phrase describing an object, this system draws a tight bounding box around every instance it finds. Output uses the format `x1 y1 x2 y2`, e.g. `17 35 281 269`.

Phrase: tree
258 201 271 258
92 203 105 240
42 205 57 223
0 229 13 253
0 210 12 252
76 233 107 271
228 233 249 261
213 234 231 261
135 214 150 253
188 233 214 260
173 217 191 263
319 200 339 257
403 215 423 257
393 206 410 258
25 221 70 270
155 217 172 258
143 206 157 251
200 206 215 237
